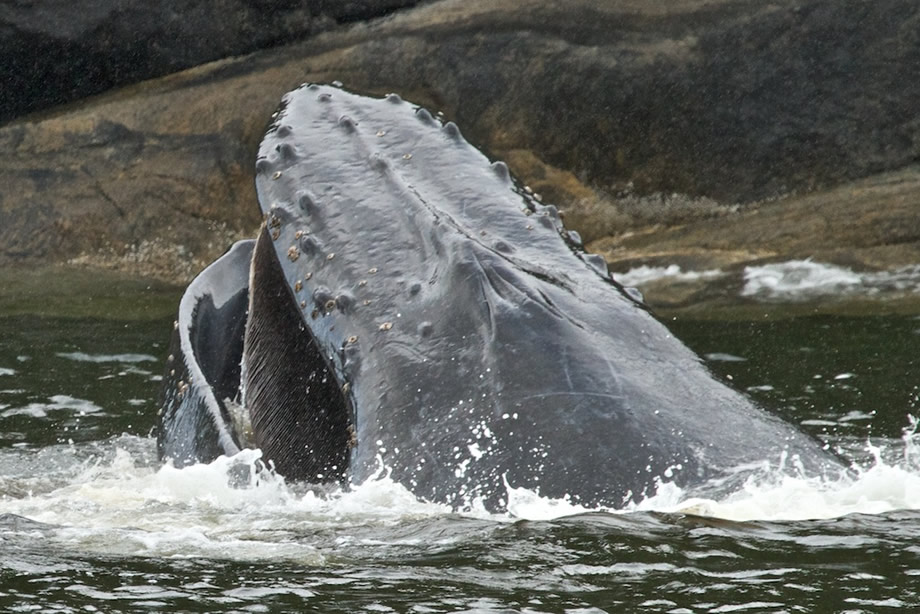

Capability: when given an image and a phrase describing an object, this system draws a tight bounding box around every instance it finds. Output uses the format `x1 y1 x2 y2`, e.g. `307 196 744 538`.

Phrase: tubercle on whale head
276 141 298 161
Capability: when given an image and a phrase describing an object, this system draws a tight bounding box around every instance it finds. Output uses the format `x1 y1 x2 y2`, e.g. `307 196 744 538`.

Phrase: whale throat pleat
242 226 349 482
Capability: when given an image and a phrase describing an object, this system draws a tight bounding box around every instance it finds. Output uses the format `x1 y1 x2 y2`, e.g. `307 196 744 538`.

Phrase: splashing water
3 417 920 565
614 264 725 287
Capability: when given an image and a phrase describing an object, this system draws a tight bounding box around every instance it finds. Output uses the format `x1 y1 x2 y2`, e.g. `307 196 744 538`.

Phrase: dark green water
670 313 920 452
2 277 920 613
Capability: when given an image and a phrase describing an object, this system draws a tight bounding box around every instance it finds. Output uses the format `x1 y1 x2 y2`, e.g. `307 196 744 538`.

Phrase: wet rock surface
594 166 920 309
0 108 259 281
1 0 918 291
596 168 920 275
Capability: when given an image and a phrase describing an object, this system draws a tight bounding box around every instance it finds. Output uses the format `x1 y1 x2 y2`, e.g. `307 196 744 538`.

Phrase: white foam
742 260 920 300
669 458 920 522
705 353 747 363
742 260 861 299
5 420 920 562
626 418 920 522
503 476 593 521
615 264 724 287
497 417 920 522
614 259 920 301
56 352 158 364
0 445 456 562
0 368 14 377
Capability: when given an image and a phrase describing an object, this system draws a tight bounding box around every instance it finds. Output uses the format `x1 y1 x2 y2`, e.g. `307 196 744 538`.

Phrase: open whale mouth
157 232 352 484
157 83 845 511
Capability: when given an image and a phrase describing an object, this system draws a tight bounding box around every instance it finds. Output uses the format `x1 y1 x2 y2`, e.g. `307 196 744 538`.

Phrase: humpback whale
157 84 844 510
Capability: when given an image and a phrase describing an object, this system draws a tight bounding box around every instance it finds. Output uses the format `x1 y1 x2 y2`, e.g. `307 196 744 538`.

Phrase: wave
614 264 725 287
742 260 920 300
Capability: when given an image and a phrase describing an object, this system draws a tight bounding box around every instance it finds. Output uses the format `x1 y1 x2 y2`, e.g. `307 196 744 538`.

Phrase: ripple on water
0 394 104 419
55 352 158 364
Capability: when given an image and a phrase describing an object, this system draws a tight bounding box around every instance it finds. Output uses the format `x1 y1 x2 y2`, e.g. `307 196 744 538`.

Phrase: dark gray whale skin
158 84 844 510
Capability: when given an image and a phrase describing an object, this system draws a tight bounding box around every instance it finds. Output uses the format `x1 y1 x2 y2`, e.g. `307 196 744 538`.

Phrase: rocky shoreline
595 165 920 307
2 0 918 309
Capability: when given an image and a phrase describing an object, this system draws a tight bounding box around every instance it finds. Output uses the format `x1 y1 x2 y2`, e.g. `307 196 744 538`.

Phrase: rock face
0 112 258 281
1 0 919 283
595 168 920 274
591 166 920 309
0 0 421 124
313 0 920 205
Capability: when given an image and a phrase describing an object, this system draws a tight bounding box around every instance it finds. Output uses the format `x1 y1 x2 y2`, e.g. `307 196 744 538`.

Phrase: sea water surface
2 262 920 613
